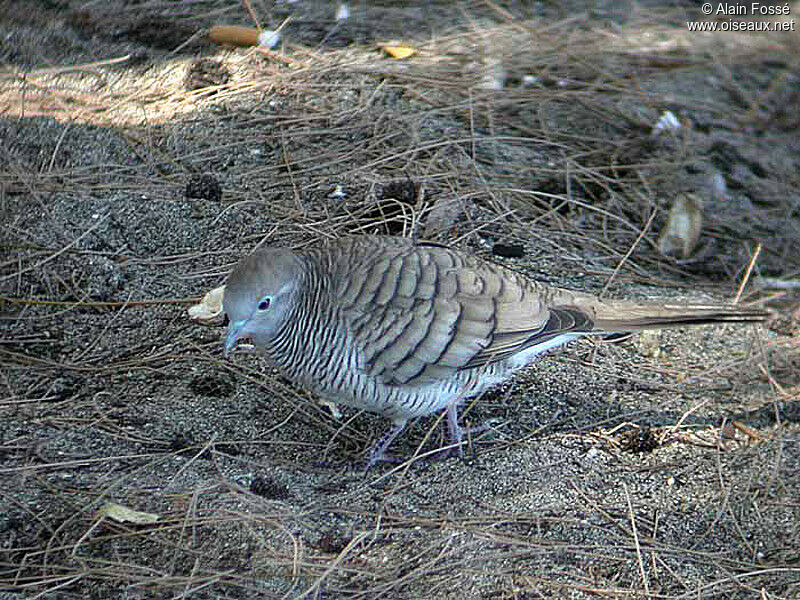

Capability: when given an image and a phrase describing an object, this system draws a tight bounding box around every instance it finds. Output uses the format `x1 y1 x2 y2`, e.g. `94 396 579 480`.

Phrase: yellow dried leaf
100 502 160 524
383 45 416 59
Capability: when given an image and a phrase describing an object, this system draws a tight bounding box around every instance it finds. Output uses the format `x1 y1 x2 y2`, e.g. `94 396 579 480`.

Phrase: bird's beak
225 319 247 357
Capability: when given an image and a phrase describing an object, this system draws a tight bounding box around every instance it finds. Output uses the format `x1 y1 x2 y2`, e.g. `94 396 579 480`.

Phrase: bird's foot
362 422 407 472
444 402 499 459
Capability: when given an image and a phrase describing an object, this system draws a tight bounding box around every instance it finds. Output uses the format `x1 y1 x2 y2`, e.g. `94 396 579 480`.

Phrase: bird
221 235 766 468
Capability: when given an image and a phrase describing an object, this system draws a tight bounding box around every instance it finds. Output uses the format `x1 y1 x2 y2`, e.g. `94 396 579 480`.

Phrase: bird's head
222 248 302 356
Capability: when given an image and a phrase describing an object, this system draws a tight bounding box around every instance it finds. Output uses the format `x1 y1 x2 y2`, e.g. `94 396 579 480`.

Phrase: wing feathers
343 240 579 385
330 237 763 388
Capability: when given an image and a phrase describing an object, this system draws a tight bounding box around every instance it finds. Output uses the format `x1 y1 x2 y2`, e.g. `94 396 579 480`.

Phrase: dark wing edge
462 307 594 368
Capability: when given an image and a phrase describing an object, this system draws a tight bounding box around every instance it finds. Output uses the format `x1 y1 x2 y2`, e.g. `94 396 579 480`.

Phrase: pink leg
444 396 492 458
446 402 465 457
365 421 407 470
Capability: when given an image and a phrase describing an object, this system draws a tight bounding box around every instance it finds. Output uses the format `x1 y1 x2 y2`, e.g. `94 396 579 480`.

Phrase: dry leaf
658 192 703 259
382 45 416 59
100 502 160 525
637 329 661 359
188 285 225 325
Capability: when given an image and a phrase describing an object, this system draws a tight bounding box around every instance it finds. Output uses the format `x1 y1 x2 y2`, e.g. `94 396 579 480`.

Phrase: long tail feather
592 305 767 332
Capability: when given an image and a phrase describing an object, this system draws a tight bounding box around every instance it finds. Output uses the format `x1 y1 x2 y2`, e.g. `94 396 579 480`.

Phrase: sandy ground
1 1 799 598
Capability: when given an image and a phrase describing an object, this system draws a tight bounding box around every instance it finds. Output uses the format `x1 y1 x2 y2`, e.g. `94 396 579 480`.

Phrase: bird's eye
257 297 272 311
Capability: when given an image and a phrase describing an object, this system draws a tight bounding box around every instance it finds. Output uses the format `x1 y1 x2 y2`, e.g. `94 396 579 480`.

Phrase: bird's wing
336 239 594 386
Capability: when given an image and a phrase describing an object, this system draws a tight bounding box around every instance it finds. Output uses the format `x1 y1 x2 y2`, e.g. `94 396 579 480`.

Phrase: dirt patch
1 1 799 598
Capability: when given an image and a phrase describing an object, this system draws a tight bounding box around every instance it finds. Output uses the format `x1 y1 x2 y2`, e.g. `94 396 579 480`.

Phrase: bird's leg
364 420 407 470
446 402 465 458
441 395 494 458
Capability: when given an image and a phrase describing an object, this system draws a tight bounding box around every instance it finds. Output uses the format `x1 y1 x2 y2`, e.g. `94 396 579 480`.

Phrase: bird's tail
592 304 767 332
547 288 768 333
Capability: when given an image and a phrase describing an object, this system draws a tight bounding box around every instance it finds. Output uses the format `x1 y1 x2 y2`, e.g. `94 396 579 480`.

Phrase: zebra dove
222 235 765 467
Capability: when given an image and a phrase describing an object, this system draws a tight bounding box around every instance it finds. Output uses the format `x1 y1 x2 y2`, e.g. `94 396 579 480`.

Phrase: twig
0 295 200 308
1 55 131 78
734 243 761 304
601 209 657 297
624 483 651 598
